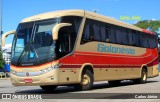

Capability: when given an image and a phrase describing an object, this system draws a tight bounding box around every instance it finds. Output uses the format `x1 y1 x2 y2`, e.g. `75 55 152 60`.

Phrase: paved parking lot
0 76 160 101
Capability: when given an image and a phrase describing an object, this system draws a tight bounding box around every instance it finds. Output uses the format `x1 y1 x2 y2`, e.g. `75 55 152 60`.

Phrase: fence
0 72 10 79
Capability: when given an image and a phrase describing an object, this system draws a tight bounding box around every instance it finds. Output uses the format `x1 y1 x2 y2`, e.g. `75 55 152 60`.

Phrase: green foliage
0 47 5 69
134 20 160 33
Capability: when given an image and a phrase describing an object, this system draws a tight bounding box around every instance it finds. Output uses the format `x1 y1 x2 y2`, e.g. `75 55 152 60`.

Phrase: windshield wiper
17 47 27 65
17 42 40 66
17 43 31 65
30 41 40 64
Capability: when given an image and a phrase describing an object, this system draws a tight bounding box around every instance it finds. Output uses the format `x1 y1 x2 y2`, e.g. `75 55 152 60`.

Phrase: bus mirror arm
52 23 72 40
2 30 16 47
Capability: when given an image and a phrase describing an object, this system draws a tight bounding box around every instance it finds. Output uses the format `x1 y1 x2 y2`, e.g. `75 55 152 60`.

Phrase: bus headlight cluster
40 64 60 73
52 64 59 69
10 69 17 75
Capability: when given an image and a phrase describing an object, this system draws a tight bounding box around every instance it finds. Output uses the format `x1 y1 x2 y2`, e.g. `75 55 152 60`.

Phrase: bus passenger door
56 16 81 84
56 27 77 84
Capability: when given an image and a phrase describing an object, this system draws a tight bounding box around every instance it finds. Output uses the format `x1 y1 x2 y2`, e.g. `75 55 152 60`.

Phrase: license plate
24 79 32 83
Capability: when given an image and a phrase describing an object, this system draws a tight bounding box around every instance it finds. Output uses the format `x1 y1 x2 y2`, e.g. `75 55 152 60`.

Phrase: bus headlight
10 69 17 75
40 64 60 73
52 64 59 69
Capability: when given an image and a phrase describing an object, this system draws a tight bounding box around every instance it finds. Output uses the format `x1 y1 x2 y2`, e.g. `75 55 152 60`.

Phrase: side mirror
52 23 72 40
2 30 16 47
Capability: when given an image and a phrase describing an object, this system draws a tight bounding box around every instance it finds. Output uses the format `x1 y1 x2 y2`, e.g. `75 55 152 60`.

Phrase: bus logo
98 43 135 55
26 72 29 76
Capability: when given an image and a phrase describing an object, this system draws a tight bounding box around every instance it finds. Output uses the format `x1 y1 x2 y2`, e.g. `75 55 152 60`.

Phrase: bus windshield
11 19 58 66
11 16 82 66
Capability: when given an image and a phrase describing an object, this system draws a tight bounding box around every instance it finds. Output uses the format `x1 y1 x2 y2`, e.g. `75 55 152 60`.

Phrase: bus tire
108 80 121 86
74 70 93 91
133 68 147 84
40 85 57 92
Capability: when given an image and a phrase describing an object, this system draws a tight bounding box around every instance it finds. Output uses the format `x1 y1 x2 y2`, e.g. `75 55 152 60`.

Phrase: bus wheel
133 68 147 84
108 80 121 86
40 85 57 92
74 70 93 91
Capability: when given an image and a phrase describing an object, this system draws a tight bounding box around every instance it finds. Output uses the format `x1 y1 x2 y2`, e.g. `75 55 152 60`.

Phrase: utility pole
0 0 2 50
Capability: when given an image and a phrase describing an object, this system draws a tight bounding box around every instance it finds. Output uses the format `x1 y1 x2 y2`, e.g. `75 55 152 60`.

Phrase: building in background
0 0 2 48
2 44 11 64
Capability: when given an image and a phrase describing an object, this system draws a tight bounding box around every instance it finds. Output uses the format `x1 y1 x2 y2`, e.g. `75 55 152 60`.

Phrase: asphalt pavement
0 76 160 101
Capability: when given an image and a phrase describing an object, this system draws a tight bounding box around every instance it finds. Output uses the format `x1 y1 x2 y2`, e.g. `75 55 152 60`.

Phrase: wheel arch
140 64 148 75
77 63 94 82
133 64 148 84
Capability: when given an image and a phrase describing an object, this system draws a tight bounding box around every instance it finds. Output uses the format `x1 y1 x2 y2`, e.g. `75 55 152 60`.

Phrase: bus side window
93 23 101 41
132 31 137 46
108 26 116 43
115 27 123 44
149 35 157 48
139 33 143 47
104 25 110 42
81 21 90 44
121 28 128 45
134 31 141 47
89 23 95 40
100 25 107 42
128 30 134 46
81 19 102 43
136 32 141 47
144 34 149 48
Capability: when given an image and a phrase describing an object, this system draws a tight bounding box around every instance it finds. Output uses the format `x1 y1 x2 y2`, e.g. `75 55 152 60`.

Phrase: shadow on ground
16 80 158 94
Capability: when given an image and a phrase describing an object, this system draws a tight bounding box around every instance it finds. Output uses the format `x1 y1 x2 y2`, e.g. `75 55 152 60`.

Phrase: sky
1 0 160 44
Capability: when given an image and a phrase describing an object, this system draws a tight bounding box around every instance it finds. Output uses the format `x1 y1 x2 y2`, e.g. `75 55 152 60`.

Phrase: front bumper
11 69 59 86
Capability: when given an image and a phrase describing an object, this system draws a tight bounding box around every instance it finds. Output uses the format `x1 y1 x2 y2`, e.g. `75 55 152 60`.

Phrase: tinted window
137 32 142 47
132 31 136 45
139 33 143 47
81 19 95 44
93 23 101 41
83 23 90 40
81 18 157 49
115 28 122 44
108 27 116 43
128 30 134 45
100 25 107 42
121 29 128 45
142 34 149 48
81 19 108 44
58 16 82 57
148 35 157 48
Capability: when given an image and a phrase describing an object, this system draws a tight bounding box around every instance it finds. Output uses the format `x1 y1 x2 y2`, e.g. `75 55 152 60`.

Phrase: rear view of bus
1 10 159 92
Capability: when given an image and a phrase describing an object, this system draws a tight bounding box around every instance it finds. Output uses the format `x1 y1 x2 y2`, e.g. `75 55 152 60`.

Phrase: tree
134 20 160 33
0 47 5 69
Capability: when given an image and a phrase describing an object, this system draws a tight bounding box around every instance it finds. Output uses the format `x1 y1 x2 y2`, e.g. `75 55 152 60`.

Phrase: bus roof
21 10 85 23
21 9 155 35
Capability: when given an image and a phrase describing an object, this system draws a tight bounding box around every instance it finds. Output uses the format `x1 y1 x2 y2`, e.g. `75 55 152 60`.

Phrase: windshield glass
11 19 58 66
33 20 57 63
11 16 82 66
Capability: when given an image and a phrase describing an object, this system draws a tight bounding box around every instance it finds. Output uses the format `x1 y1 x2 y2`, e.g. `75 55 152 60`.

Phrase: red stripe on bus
147 57 159 67
60 65 81 68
